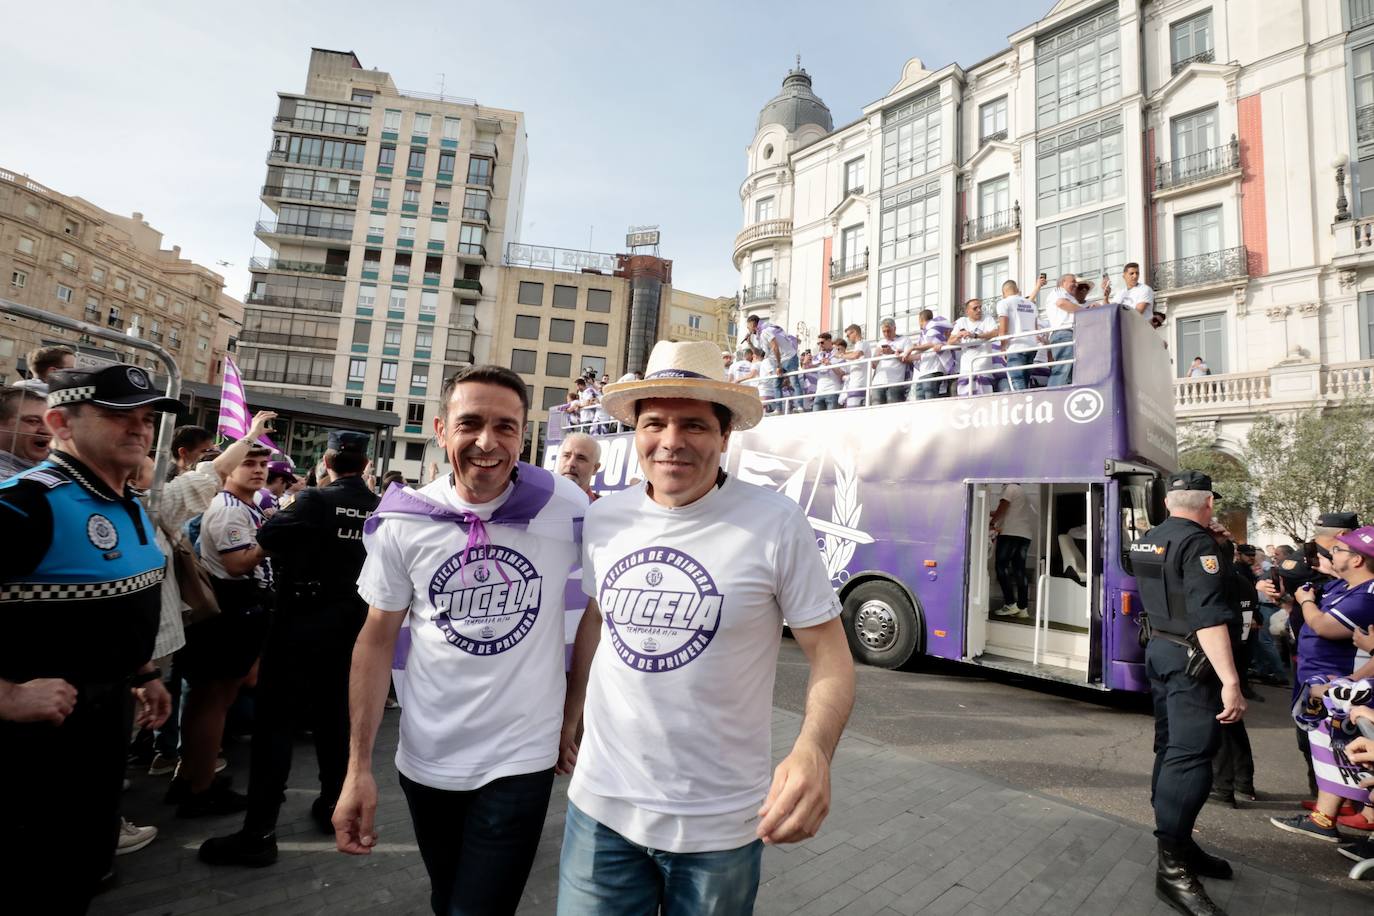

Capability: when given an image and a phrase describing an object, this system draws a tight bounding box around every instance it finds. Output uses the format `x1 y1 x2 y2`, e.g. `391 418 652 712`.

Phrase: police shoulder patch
1200 555 1219 574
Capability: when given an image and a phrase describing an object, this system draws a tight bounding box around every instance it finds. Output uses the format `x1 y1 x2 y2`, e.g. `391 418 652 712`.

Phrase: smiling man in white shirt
557 340 855 915
333 365 587 916
1046 272 1093 387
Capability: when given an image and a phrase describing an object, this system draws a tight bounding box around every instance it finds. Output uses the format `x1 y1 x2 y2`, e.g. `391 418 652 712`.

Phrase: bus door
965 481 1103 687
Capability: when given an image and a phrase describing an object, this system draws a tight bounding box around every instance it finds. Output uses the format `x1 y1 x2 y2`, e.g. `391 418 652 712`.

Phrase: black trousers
0 681 130 915
244 607 359 834
400 769 555 916
1147 638 1222 852
994 535 1031 609
1211 721 1254 795
1295 725 1320 798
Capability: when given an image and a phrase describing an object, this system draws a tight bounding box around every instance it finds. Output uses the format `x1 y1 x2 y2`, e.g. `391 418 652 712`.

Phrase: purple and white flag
217 355 282 453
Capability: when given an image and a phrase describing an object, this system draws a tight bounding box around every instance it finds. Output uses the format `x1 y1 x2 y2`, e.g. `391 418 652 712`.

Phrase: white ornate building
734 0 1374 489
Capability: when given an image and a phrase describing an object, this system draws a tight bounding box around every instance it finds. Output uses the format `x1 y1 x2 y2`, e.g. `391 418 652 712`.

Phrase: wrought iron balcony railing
107 316 124 329
740 281 779 305
1154 138 1240 191
1171 47 1214 75
829 251 869 282
248 257 348 277
962 204 1021 245
1152 245 1249 293
244 293 343 314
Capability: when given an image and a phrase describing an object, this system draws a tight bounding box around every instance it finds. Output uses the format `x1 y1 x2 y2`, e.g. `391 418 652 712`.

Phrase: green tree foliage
1242 399 1374 543
1177 444 1250 510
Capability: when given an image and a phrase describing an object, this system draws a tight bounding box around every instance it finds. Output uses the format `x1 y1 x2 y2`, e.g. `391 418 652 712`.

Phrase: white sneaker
993 605 1017 617
116 818 157 855
1009 606 1030 619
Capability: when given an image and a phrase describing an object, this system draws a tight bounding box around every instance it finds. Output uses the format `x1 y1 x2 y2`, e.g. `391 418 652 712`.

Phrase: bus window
1118 475 1165 574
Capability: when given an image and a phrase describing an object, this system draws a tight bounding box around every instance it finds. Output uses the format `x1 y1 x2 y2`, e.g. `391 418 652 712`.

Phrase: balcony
248 257 348 277
1171 47 1214 76
732 218 793 268
454 277 484 296
961 205 1020 248
462 207 490 223
1174 361 1374 419
83 307 100 323
829 251 869 283
106 316 124 329
740 280 779 306
265 150 362 173
471 140 498 160
261 184 358 207
1152 246 1249 294
254 220 354 242
465 173 494 188
1153 138 1240 196
148 331 163 344
1359 104 1374 144
243 369 332 387
244 292 343 314
238 329 338 350
456 243 487 262
979 129 1008 147
273 115 368 137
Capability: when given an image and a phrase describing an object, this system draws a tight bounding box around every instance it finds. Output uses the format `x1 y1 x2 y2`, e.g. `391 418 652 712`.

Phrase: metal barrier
1 296 181 510
547 325 1077 436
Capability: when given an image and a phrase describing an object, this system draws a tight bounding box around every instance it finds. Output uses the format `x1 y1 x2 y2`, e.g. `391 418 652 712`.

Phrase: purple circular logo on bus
599 546 723 672
428 544 544 656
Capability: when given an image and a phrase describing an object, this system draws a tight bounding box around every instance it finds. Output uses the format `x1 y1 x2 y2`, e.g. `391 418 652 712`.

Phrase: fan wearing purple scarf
334 365 588 916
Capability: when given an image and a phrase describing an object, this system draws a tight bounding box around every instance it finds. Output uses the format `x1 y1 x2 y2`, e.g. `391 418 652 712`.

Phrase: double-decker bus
546 306 1176 692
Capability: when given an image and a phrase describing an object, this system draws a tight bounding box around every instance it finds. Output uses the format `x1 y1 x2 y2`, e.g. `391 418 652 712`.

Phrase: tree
1242 399 1374 543
1177 434 1251 511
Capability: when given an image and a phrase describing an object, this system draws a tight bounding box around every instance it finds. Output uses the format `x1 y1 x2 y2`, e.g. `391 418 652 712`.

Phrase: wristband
131 668 161 687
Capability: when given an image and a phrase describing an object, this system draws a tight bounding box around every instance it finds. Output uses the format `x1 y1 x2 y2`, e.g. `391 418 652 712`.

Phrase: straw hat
600 340 764 431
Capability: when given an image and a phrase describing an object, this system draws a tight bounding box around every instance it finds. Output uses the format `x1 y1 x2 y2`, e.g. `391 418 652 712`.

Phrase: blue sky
2 0 1040 299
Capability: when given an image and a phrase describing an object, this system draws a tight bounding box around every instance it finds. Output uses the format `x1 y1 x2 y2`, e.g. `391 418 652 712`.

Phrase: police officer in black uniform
1131 471 1246 916
0 366 176 913
1210 535 1257 807
199 430 379 867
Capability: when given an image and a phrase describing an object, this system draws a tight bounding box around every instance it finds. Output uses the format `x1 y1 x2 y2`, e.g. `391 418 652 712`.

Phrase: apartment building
244 48 528 480
733 0 1374 467
0 166 241 384
666 290 739 352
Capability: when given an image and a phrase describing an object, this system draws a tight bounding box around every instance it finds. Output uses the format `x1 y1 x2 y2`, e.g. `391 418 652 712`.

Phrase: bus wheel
842 580 919 669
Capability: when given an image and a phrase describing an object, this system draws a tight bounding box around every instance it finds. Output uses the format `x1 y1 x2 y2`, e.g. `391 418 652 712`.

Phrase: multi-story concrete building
666 290 739 352
0 166 241 385
734 0 1374 501
244 48 527 480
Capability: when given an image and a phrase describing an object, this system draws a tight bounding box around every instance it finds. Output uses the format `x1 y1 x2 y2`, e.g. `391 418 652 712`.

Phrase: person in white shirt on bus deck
995 276 1047 392
1106 262 1164 328
990 482 1038 619
579 380 601 434
728 349 757 385
811 332 846 411
558 339 855 914
949 298 1002 397
869 318 909 405
1046 272 1096 388
745 314 799 410
904 309 955 400
841 324 869 408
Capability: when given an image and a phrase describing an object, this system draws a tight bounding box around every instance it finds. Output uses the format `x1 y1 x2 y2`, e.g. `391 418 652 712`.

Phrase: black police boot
310 796 336 836
198 829 278 868
1185 842 1233 880
1156 844 1226 915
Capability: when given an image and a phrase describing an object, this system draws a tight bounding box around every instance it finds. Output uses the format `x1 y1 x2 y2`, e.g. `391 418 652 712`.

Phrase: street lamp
1334 153 1351 222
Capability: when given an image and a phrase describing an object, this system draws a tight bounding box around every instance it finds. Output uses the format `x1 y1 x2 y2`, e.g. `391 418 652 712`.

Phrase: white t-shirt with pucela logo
569 474 842 853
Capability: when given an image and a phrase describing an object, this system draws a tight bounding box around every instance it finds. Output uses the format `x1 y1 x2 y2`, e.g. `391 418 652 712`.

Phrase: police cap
47 365 180 412
1317 512 1359 530
327 430 370 455
1167 469 1220 499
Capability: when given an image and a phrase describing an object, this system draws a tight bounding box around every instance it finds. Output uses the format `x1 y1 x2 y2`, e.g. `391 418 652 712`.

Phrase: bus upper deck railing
550 324 1077 438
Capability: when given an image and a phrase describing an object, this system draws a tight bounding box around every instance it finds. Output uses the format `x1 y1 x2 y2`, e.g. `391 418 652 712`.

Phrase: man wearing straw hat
557 339 856 914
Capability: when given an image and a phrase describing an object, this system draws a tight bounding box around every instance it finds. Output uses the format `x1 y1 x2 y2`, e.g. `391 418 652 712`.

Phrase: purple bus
546 306 1176 693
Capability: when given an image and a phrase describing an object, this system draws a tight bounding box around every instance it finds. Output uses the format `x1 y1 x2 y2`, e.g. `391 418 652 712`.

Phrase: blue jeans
400 769 555 916
871 381 908 405
557 801 763 916
912 374 948 400
1250 604 1287 680
812 393 839 411
1047 329 1074 388
1005 350 1035 391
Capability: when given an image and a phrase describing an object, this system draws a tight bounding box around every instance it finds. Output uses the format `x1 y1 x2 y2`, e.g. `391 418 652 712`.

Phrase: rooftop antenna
437 72 446 99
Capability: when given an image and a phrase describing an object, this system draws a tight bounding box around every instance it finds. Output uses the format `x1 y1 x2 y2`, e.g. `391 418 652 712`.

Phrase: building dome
756 62 833 135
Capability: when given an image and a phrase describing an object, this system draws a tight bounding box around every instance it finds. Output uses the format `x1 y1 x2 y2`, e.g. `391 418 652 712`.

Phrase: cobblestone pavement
94 707 1370 915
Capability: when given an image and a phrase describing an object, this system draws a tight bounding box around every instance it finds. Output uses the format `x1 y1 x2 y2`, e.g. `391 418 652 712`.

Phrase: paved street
93 649 1370 915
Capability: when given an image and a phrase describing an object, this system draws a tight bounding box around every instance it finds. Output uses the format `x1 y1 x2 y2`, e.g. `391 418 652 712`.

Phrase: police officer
199 431 379 868
1131 471 1245 916
0 365 175 913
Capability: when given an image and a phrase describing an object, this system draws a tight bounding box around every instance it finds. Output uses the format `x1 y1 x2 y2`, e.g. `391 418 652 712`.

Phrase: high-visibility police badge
1200 555 1220 574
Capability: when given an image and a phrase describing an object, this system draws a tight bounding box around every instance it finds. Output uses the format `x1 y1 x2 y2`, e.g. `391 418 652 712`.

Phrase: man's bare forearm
348 609 403 767
792 619 855 760
1195 624 1239 687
